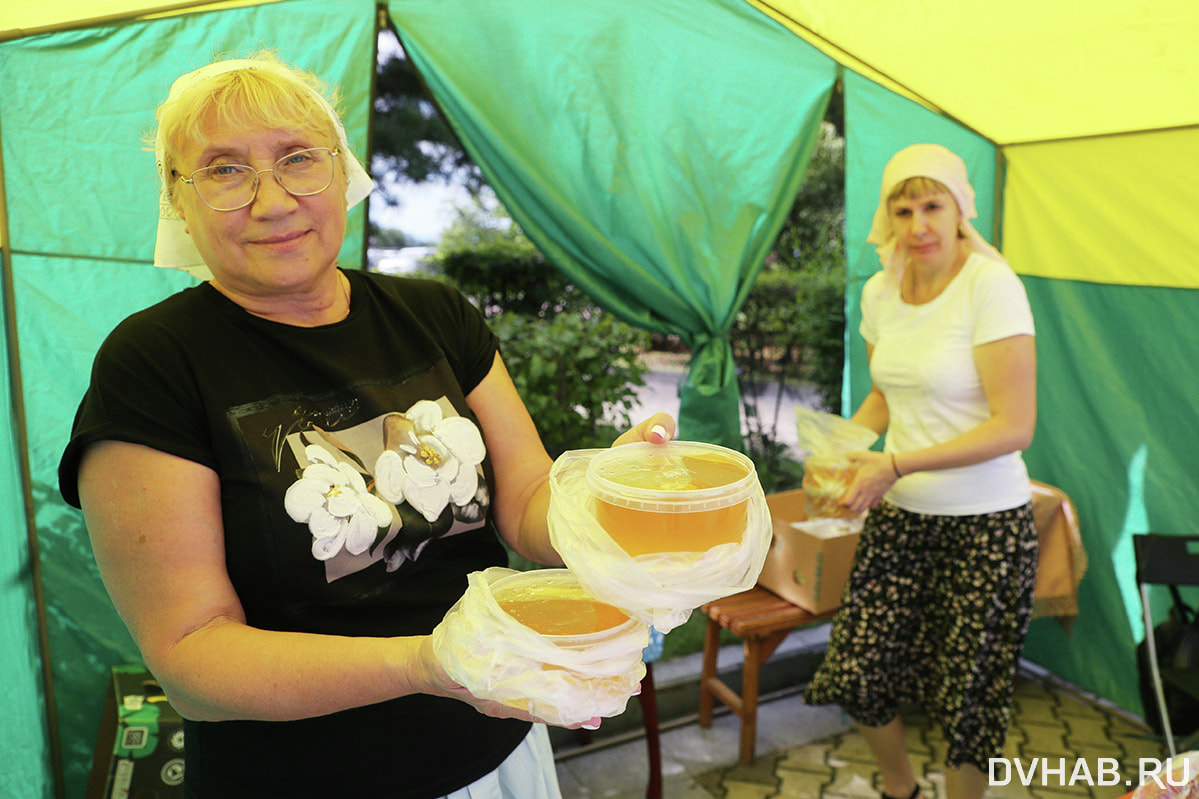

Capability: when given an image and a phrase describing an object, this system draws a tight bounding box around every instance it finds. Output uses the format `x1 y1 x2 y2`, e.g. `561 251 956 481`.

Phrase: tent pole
0 114 66 799
994 148 1006 250
361 3 385 267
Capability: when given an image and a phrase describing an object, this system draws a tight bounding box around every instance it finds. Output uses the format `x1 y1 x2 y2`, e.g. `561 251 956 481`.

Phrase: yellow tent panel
754 0 1199 145
0 1 283 41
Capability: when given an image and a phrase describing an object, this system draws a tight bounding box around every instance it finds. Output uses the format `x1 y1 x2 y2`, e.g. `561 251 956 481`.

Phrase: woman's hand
611 412 676 447
841 450 899 515
415 637 603 730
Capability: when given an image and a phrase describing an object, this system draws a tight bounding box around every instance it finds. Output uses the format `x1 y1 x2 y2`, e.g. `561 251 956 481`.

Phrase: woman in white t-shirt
803 144 1038 799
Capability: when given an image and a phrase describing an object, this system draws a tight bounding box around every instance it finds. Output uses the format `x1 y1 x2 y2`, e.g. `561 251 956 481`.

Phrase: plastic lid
584 441 757 513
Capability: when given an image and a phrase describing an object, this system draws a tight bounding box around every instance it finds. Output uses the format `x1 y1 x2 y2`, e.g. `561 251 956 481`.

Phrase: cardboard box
756 489 862 614
87 665 186 799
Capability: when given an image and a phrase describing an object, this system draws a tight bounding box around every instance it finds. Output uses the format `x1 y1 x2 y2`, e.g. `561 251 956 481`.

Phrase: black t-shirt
59 270 530 798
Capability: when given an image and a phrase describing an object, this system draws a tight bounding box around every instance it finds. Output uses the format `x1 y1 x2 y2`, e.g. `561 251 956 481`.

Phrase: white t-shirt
860 253 1036 515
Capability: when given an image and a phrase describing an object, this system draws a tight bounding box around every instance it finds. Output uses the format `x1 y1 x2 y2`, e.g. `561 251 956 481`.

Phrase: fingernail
632 686 642 696
650 424 668 441
582 719 601 730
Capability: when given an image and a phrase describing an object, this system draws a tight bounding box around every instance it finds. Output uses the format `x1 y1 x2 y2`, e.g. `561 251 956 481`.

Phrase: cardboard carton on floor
757 489 862 614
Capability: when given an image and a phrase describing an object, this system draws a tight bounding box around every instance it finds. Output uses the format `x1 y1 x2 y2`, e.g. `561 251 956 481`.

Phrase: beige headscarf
865 143 1006 282
153 59 375 281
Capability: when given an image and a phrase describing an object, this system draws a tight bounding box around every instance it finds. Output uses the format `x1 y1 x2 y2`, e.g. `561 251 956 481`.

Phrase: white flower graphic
284 444 393 561
373 400 486 523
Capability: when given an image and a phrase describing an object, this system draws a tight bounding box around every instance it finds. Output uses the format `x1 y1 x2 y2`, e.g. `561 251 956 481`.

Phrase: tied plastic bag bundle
547 441 772 633
1132 751 1199 799
796 406 878 519
430 567 649 727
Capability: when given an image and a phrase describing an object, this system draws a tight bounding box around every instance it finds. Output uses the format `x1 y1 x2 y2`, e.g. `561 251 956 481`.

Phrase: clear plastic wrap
430 567 648 727
795 407 879 519
547 442 772 633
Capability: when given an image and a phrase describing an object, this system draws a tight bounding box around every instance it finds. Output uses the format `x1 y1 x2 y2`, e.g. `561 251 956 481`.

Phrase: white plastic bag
796 407 878 519
795 406 878 457
790 517 864 539
1132 751 1199 799
430 567 648 727
547 448 772 633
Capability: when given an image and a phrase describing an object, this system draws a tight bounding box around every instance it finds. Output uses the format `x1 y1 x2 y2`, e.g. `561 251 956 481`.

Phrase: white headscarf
153 59 375 280
865 143 1006 282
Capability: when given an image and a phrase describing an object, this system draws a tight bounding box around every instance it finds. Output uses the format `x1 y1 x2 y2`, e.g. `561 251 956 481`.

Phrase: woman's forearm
148 621 432 722
892 413 1033 477
851 389 890 435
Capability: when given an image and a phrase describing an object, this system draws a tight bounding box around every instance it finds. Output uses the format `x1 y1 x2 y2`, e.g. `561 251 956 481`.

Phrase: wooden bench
697 585 835 764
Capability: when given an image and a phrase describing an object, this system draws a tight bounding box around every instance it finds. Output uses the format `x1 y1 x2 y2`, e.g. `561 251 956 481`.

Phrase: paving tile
921 730 948 768
1105 715 1154 739
694 769 728 798
921 770 945 799
1029 785 1091 799
777 742 835 776
1053 696 1108 721
1015 678 1060 700
1111 732 1169 763
903 722 932 755
660 772 726 799
827 731 879 767
722 753 783 787
1063 715 1126 750
1066 739 1125 764
822 760 880 799
1021 723 1071 757
985 773 1041 799
720 780 779 799
777 768 834 798
1014 697 1066 726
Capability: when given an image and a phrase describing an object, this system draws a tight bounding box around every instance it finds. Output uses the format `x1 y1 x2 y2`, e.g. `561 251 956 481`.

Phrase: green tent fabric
4 1 1199 796
388 0 838 450
1019 276 1199 706
841 70 1000 413
0 3 376 795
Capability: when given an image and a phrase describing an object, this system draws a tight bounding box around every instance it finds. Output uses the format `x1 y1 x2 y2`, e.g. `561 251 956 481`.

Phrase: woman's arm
466 352 675 565
849 344 890 435
78 440 533 724
843 334 1036 513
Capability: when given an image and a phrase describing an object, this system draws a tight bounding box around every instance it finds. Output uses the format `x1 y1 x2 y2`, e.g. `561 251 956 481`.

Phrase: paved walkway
630 351 818 456
554 663 1165 799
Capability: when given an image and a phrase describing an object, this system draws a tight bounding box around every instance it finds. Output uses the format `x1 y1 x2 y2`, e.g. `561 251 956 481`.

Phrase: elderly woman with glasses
58 52 674 799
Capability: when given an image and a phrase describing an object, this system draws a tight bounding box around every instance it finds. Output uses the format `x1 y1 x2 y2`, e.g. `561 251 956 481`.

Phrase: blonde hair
887 175 951 204
154 51 343 205
886 175 967 238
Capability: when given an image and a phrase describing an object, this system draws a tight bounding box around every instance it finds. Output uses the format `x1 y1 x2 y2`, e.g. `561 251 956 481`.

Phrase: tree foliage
429 201 648 457
371 31 485 209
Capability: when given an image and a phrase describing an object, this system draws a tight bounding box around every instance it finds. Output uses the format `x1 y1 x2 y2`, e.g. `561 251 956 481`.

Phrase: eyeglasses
179 147 340 211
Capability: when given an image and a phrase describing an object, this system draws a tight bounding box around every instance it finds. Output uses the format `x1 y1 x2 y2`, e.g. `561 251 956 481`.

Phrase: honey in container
802 454 859 518
496 583 630 636
585 441 757 557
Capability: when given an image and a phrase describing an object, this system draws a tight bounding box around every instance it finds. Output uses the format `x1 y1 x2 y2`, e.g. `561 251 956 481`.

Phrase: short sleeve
971 258 1036 345
396 278 497 395
58 316 214 508
858 271 887 345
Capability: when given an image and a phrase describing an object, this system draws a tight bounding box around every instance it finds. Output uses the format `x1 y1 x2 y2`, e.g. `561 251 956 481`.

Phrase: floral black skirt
803 500 1038 770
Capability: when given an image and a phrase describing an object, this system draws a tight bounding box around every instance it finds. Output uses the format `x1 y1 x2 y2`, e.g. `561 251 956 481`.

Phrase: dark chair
1133 533 1199 757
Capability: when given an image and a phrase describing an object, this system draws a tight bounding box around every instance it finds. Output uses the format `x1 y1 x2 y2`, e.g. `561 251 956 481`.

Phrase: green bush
489 311 649 458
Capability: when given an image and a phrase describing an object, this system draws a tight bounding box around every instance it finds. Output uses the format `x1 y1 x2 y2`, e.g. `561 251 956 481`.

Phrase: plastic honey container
584 441 758 557
801 453 859 519
492 570 635 638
